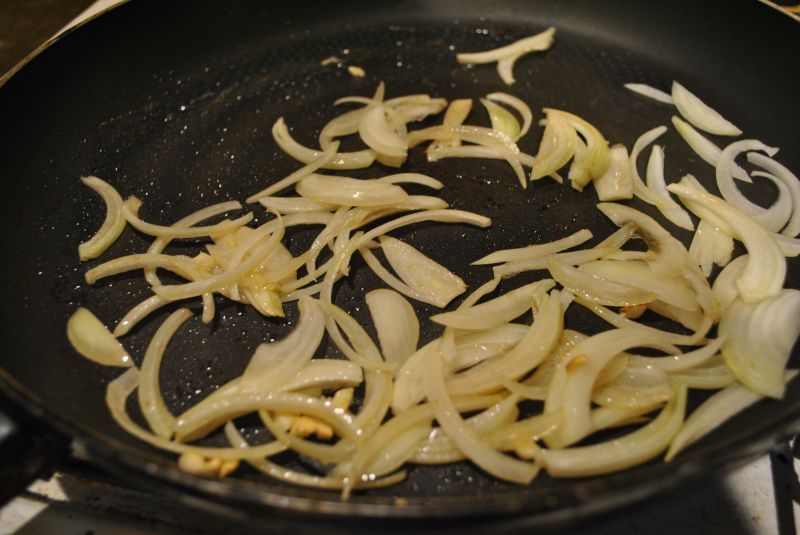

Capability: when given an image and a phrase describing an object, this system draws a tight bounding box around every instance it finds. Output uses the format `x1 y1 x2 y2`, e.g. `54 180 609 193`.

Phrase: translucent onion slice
629 336 725 372
624 83 674 104
597 202 692 278
446 291 563 395
712 254 748 310
591 366 673 410
379 236 466 308
408 125 527 188
540 385 686 477
430 279 555 329
578 260 698 312
376 173 444 190
281 359 363 392
272 118 376 170
429 98 473 150
669 359 736 390
668 183 785 302
671 81 742 136
67 307 133 367
530 111 578 181
748 152 800 237
123 197 253 239
548 257 655 307
628 125 668 203
114 295 170 337
426 145 536 168
472 228 592 265
645 145 694 230
671 116 750 182
365 289 419 366
257 196 337 214
545 108 611 181
593 145 634 201
719 290 800 398
358 104 408 167
666 370 798 461
296 174 409 207
689 220 734 277
107 368 287 461
456 27 556 86
715 140 784 230
138 308 192 439
424 348 540 483
545 328 678 448
78 176 126 260
481 98 521 141
85 253 205 285
487 92 533 139
412 395 521 464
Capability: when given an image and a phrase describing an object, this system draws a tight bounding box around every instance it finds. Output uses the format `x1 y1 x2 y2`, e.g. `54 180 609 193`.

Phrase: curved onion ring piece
671 81 742 136
78 176 126 260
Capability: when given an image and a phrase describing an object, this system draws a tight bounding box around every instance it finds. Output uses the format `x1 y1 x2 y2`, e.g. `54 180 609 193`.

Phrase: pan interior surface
0 0 798 519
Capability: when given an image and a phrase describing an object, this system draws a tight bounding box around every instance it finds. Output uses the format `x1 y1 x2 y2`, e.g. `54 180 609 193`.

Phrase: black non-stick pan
0 0 798 530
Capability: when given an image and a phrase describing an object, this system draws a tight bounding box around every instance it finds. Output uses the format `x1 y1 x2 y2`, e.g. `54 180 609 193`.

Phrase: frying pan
0 0 798 529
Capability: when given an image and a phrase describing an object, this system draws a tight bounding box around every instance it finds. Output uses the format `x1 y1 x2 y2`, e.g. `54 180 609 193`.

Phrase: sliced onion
666 371 798 461
545 108 610 182
107 369 287 460
545 328 678 447
624 83 674 105
456 27 556 86
486 92 533 139
473 228 592 265
548 257 655 307
67 307 133 367
429 98 473 150
715 140 784 230
719 290 800 398
424 348 540 483
747 152 800 237
591 365 672 409
597 202 693 278
426 145 536 168
123 197 253 239
578 260 698 312
540 385 686 477
257 196 337 213
139 308 192 439
358 104 408 167
272 117 376 170
593 145 634 201
629 336 724 372
530 111 578 181
296 174 408 207
481 98 521 141
446 291 563 395
366 289 419 366
671 116 750 182
669 359 736 390
78 176 126 260
409 125 527 188
671 81 742 136
628 125 668 205
689 220 734 277
712 254 748 310
430 279 554 329
645 145 694 230
668 183 785 302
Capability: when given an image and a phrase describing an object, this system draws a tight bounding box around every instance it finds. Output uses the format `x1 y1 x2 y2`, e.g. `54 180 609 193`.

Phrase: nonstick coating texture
0 0 799 522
